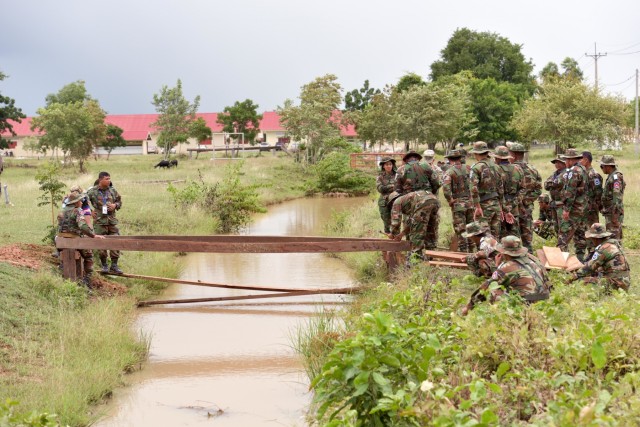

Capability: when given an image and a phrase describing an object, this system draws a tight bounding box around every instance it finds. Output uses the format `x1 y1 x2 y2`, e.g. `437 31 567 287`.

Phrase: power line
604 40 640 54
602 73 635 87
609 49 640 56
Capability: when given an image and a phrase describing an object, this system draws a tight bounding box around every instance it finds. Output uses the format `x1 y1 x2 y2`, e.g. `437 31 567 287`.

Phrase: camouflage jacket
495 161 526 214
576 239 630 281
443 164 473 212
394 160 440 195
601 169 625 214
376 171 396 207
466 234 499 264
470 159 504 207
514 160 542 207
560 163 589 213
482 254 550 303
57 205 95 237
390 190 439 233
544 169 566 206
538 204 554 222
585 166 604 213
87 185 122 226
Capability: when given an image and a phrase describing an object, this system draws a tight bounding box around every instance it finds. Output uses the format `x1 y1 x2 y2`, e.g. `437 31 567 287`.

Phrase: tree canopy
539 57 584 83
102 124 126 160
216 99 263 144
0 71 26 149
151 79 200 159
344 80 380 112
45 80 91 106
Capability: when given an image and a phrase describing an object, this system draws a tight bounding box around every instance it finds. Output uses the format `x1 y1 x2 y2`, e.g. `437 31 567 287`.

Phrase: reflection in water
96 197 367 427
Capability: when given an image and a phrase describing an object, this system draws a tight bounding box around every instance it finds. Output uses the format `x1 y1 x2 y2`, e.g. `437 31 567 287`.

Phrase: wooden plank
107 235 384 243
56 236 411 253
537 249 551 269
427 261 468 269
102 271 361 294
543 246 567 268
61 249 77 281
138 290 347 307
424 250 467 263
565 255 584 272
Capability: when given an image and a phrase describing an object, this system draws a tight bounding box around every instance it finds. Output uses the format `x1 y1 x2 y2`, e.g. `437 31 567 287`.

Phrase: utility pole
635 69 639 152
585 42 607 92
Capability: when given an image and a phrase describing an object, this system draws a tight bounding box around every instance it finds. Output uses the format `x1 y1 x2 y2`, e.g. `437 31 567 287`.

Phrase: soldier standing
462 221 499 278
599 155 625 240
394 150 440 195
544 155 566 234
376 157 397 233
462 235 550 315
492 146 525 238
572 223 630 291
509 143 542 253
442 149 474 252
580 151 603 227
389 190 440 263
87 171 124 274
469 141 504 238
423 149 443 190
557 149 589 261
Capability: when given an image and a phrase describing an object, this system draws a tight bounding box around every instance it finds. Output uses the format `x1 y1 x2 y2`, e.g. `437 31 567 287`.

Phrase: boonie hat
445 149 463 159
67 191 85 205
387 191 402 207
422 149 435 159
585 223 613 238
461 221 489 238
509 142 528 152
562 148 583 159
550 155 566 164
379 157 396 167
470 141 490 154
402 150 422 162
599 155 616 166
492 146 513 160
496 235 528 257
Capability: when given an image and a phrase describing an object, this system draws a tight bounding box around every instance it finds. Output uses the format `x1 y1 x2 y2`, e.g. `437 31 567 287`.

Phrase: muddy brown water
95 196 368 427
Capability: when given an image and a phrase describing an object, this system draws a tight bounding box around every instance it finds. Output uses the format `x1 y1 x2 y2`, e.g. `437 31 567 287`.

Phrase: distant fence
350 153 405 171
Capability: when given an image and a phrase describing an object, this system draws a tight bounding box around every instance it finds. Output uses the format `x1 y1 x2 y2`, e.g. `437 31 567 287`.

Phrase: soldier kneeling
462 221 499 278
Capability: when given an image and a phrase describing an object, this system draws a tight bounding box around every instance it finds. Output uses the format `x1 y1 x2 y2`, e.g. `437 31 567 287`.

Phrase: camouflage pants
479 199 501 240
406 200 440 253
604 212 624 240
466 255 496 278
378 199 392 233
557 208 587 257
451 208 474 252
534 221 556 240
519 204 534 252
94 223 120 262
500 216 521 239
70 249 94 277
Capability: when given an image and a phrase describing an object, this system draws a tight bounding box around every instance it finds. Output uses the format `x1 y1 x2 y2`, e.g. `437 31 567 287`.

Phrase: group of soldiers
376 142 631 313
56 171 123 288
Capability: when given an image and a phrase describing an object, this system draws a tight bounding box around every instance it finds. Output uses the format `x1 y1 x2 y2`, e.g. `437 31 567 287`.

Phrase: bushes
313 152 373 194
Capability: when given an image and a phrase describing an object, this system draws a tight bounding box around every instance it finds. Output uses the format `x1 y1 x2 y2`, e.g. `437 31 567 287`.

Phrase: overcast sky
2 0 639 117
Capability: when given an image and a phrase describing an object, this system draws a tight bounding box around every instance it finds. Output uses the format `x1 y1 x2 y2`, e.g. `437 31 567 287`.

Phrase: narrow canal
96 196 367 426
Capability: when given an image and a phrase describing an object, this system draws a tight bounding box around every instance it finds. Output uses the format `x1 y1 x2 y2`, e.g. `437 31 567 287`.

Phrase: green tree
344 80 380 111
511 79 626 153
560 57 584 81
539 62 560 82
35 161 66 230
190 117 212 145
102 124 126 160
278 74 343 164
216 99 263 145
469 77 526 143
314 152 372 194
395 73 426 93
0 71 26 149
45 80 91 106
356 88 401 151
151 79 201 159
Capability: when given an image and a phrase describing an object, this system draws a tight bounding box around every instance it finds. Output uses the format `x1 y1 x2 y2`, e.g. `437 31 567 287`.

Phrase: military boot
100 258 109 273
109 261 123 275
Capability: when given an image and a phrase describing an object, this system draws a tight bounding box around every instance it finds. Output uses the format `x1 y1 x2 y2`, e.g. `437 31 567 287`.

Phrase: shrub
314 152 373 194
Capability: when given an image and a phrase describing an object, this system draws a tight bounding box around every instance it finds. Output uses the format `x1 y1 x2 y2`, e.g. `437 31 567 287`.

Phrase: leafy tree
151 79 201 159
216 99 263 145
430 28 535 91
355 88 401 151
511 79 626 153
31 81 107 172
278 74 343 164
102 124 126 160
469 78 526 143
314 152 372 194
539 62 560 82
190 117 212 144
0 71 26 149
395 73 426 93
344 80 380 112
35 161 66 229
540 57 583 83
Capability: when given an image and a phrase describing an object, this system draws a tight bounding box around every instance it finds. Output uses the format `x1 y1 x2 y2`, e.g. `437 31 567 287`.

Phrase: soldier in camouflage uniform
462 221 499 278
87 171 124 274
572 223 630 291
492 146 525 239
470 141 504 238
423 149 443 187
509 143 542 253
389 190 440 261
533 194 556 239
580 151 603 252
442 149 474 252
599 155 625 240
376 157 397 233
57 190 106 286
462 235 550 315
544 155 566 235
557 149 589 261
394 150 441 195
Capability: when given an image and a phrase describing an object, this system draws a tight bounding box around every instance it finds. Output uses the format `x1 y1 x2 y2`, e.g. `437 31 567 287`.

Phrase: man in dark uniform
557 149 589 262
600 155 625 240
442 149 474 252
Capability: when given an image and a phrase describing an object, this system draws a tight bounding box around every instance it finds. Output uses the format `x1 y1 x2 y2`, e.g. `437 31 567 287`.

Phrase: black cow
154 160 171 168
170 159 178 168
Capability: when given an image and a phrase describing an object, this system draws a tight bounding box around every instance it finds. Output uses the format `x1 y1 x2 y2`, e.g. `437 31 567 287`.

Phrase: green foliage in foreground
0 399 65 427
310 266 640 426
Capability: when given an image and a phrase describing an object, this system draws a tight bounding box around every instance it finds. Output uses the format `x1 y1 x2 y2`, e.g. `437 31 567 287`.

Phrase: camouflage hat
67 191 85 205
69 185 84 193
461 221 489 238
599 155 616 166
387 191 402 207
496 235 528 257
585 222 613 238
550 155 566 164
508 142 527 153
379 157 396 167
445 149 463 159
538 193 551 204
491 145 513 160
562 148 582 159
422 149 435 159
470 141 490 154
402 150 422 162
